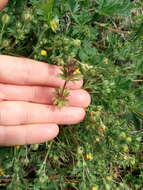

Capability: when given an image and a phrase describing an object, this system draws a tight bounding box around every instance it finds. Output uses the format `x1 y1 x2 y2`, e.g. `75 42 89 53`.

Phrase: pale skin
0 0 91 146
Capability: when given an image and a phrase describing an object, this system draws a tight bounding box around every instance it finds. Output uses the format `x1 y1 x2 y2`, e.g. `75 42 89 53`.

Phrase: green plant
0 0 143 189
53 56 82 108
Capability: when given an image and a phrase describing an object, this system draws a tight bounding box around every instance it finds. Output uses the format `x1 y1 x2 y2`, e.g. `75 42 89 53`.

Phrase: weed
0 0 143 189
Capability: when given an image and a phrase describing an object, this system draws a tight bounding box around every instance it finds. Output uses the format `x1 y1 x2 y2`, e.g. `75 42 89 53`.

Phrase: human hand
0 56 90 146
0 1 90 146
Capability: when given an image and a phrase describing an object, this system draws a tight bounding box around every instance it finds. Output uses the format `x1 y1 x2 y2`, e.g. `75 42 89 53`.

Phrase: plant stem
0 24 5 44
60 80 68 98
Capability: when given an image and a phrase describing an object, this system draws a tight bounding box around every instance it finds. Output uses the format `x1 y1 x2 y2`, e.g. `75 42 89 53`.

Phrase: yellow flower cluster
85 153 93 160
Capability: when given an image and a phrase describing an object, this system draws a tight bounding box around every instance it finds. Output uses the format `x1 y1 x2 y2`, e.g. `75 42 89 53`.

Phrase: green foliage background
0 0 143 189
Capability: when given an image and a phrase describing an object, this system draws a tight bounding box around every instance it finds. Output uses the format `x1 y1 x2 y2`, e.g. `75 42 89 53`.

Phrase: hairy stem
60 80 68 98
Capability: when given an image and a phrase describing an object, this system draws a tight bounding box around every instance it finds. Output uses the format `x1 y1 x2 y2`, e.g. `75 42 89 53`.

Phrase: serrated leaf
96 0 133 16
63 89 70 98
40 0 54 22
67 0 80 13
57 73 67 80
72 10 92 25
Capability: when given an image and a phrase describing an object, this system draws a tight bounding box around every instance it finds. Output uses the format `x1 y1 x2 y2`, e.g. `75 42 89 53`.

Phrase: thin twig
92 42 111 49
133 80 143 82
94 21 130 34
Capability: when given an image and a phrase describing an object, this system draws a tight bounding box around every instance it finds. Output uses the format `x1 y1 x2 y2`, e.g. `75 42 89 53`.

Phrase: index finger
0 55 83 89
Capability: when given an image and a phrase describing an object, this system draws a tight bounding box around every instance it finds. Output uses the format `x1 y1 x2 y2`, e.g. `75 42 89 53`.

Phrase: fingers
0 84 91 107
0 101 85 125
0 0 8 11
0 124 59 146
0 55 83 89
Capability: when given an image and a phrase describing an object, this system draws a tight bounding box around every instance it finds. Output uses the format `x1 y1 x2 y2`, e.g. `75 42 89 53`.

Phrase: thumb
0 0 8 11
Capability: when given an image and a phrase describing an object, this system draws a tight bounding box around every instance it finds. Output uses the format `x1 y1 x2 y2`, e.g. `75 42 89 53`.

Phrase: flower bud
73 39 81 47
122 145 129 152
23 10 32 21
1 14 10 24
92 186 98 190
106 176 113 181
62 37 70 45
119 132 126 138
126 137 132 142
2 39 9 48
16 22 22 28
77 146 84 154
95 137 100 142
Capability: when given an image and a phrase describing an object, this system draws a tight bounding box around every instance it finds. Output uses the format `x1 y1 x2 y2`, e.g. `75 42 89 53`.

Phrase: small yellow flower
40 49 47 56
85 153 93 160
50 18 59 32
75 68 81 74
0 168 4 176
16 145 20 150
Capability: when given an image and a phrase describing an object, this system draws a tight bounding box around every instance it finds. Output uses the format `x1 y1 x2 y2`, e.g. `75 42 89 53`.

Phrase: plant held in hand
53 57 82 108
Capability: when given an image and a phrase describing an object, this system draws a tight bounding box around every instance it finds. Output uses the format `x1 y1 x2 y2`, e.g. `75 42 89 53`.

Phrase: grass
0 0 143 189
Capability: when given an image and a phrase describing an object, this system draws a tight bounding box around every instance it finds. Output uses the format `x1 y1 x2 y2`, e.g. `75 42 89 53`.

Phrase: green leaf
79 42 97 62
96 0 133 16
40 0 54 22
72 10 92 25
129 107 143 121
134 23 143 40
67 0 80 13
